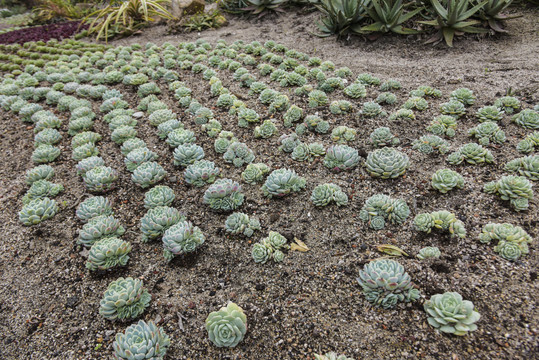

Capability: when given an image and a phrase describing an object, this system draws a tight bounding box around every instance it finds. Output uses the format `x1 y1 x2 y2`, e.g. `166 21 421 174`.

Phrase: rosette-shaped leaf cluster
19 197 58 226
376 92 397 105
440 100 466 118
173 144 204 167
144 185 175 209
261 169 306 198
424 292 480 336
517 131 539 154
450 88 475 106
99 277 151 320
314 353 353 360
140 206 183 242
23 180 64 205
184 160 220 187
412 135 450 155
417 246 441 260
356 73 380 86
76 196 113 222
26 165 55 185
72 131 102 148
478 223 532 261
132 161 167 188
214 131 237 154
202 119 222 138
203 179 245 212
162 220 205 262
254 120 278 139
124 148 158 172
32 144 60 164
331 126 356 144
483 175 533 211
468 121 506 146
431 169 465 193
370 127 400 147
166 128 196 148
388 108 416 121
111 126 137 145
403 97 428 111
35 128 62 146
476 106 503 123
427 115 457 138
157 119 184 139
343 83 367 99
310 183 348 207
283 105 303 127
329 100 354 115
225 212 261 237
512 109 539 129
360 101 386 118
72 142 99 161
291 142 325 162
447 143 494 165
223 142 255 167
505 155 539 181
409 85 442 98
78 215 126 247
241 163 270 184
323 145 360 172
359 194 410 230
86 237 132 271
113 320 170 360
237 107 260 128
414 210 466 238
83 166 118 193
76 156 105 176
366 147 410 179
356 259 419 309
279 133 300 153
494 96 520 114
308 89 329 107
206 302 247 348
252 231 290 264
304 115 329 134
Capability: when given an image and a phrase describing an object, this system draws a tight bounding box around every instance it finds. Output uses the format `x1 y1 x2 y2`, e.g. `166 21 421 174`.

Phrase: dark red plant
0 21 88 45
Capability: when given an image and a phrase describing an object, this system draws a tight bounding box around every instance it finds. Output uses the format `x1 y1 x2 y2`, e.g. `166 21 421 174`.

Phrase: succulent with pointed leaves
343 83 367 99
308 90 329 108
76 196 113 222
478 223 532 261
413 210 466 238
144 186 175 209
279 133 300 153
494 96 520 114
72 131 102 149
314 352 353 360
242 163 270 184
77 215 125 247
268 94 290 113
124 148 158 172
331 126 356 143
410 85 442 98
35 128 62 146
23 180 63 205
140 206 183 243
431 168 464 193
206 302 247 348
329 100 354 115
376 92 397 105
359 194 410 230
324 145 360 172
517 131 539 154
32 145 61 164
113 320 170 360
319 77 345 93
225 212 261 237
26 165 55 185
403 97 428 111
166 128 196 148
162 220 205 262
86 237 132 271
304 115 329 134
357 73 380 86
447 143 494 165
254 120 278 138
131 161 167 188
366 147 409 179
483 175 533 211
108 115 137 131
427 115 457 137
203 179 244 212
83 166 118 193
424 292 480 336
412 135 450 155
505 155 539 181
370 127 400 147
440 100 466 118
476 106 503 123
417 246 441 260
311 183 348 207
99 277 151 320
283 105 303 127
72 142 100 161
512 109 539 129
173 144 204 167
253 231 289 264
468 121 506 146
19 197 58 226
357 259 419 309
214 131 237 153
223 142 255 167
184 160 220 187
202 119 222 138
389 108 416 121
262 169 306 198
34 116 62 134
360 101 386 118
450 88 475 106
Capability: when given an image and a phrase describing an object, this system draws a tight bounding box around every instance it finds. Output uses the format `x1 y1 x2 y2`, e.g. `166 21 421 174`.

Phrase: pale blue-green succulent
279 133 300 153
324 145 360 172
450 88 475 106
173 144 204 167
359 194 410 230
26 165 55 185
329 100 354 115
113 320 170 360
376 92 397 105
72 142 99 161
283 105 303 127
370 127 400 147
360 101 386 118
202 119 222 138
254 120 278 138
203 179 244 212
389 109 416 122
412 135 450 155
431 168 464 193
311 183 348 207
252 231 289 264
144 185 175 209
140 206 183 242
304 115 329 134
424 292 480 336
205 302 247 348
505 155 539 181
314 352 353 360
308 90 329 107
517 131 539 154
414 210 466 238
162 220 205 262
99 277 151 320
356 73 380 86
403 97 428 111
184 160 220 187
132 161 167 188
157 119 184 139
494 96 520 114
512 109 539 129
476 106 503 123
108 115 137 131
417 246 441 260
261 169 306 198
483 175 533 211
111 125 137 145
78 215 126 247
223 142 255 167
331 126 356 143
22 180 64 205
440 100 466 118
124 148 158 172
468 121 506 146
32 145 61 164
120 138 147 156
410 86 442 98
225 212 261 237
76 156 105 177
86 237 132 271
166 128 196 148
426 115 457 137
83 166 118 193
241 163 270 184
447 143 494 165
19 197 59 226
76 196 113 222
478 223 532 261
366 147 409 179
34 128 62 146
71 131 102 148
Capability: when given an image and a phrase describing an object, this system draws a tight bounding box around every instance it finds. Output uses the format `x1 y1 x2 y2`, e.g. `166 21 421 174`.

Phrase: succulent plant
26 165 55 185
132 161 167 189
517 132 539 154
328 100 353 115
223 142 255 167
311 183 348 207
412 135 450 155
512 109 539 129
76 196 114 222
241 163 270 185
375 92 397 105
166 128 196 148
99 277 151 320
440 100 466 118
417 246 441 260
86 237 132 271
203 179 244 212
282 105 303 127
447 143 494 165
431 168 465 193
414 210 466 238
388 108 416 121
468 121 506 146
214 132 237 154
76 156 105 177
19 197 59 226
171 143 204 167
324 145 360 172
476 105 503 122
331 126 356 144
505 155 539 181
308 89 329 108
111 125 137 145
252 120 277 139
120 138 147 156
162 220 205 262
424 292 480 336
34 116 62 134
140 206 183 242
403 96 428 111
22 180 64 205
494 96 520 114
78 215 126 247
410 85 442 98
426 115 457 138
225 212 261 237
109 115 137 131
369 127 399 147
144 185 175 210
366 147 409 179
72 131 102 148
124 148 158 172
450 88 476 106
34 128 62 146
314 352 353 360
356 73 380 86
184 160 221 187
357 259 419 309
478 223 532 261
359 194 410 230
252 231 289 264
201 119 222 138
360 101 386 118
83 166 118 193
261 169 306 198
72 142 100 161
156 119 183 140
484 175 533 211
100 97 129 113
268 94 291 113
259 88 278 105
206 302 247 348
303 115 329 134
32 145 61 164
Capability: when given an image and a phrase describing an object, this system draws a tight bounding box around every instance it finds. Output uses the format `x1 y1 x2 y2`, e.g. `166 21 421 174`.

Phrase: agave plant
243 0 287 18
358 0 422 34
315 0 370 38
420 0 488 47
476 0 519 33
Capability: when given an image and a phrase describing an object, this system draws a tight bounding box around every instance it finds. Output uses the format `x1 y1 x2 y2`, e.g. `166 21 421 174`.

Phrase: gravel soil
0 7 538 360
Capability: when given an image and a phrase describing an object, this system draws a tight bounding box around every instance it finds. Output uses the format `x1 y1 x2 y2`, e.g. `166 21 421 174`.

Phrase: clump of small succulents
417 246 441 260
388 108 415 121
223 142 255 167
450 88 475 106
283 105 303 127
414 210 466 238
225 212 261 237
83 166 119 193
370 127 400 147
124 148 158 171
173 144 204 167
203 179 244 212
494 96 520 114
76 196 113 222
476 106 503 122
366 147 410 179
252 231 290 263
329 100 354 115
512 109 539 129
162 220 205 262
237 107 260 128
99 277 151 320
19 197 59 226
302 115 330 134
483 175 533 211
310 183 348 207
356 73 380 86
468 121 506 145
424 292 480 336
440 100 466 118
426 115 457 137
131 161 167 188
206 302 247 348
517 131 539 153
261 169 306 198
356 259 419 309
166 128 196 148
32 144 61 164
140 206 183 242
184 160 220 187
26 165 55 185
359 194 410 230
331 126 356 143
241 163 270 184
431 168 465 193
113 320 170 360
86 237 132 271
376 92 397 105
214 131 237 153
78 215 126 247
254 120 278 138
447 143 494 165
343 83 367 99
308 89 329 107
314 353 353 360
412 135 450 155
478 223 533 261
323 145 360 172
279 133 301 153
505 155 538 181
22 180 64 204
144 185 175 209
403 97 428 111
359 101 387 118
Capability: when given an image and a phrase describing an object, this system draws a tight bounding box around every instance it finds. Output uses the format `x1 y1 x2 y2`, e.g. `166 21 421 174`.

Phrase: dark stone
255 284 265 291
66 296 79 308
